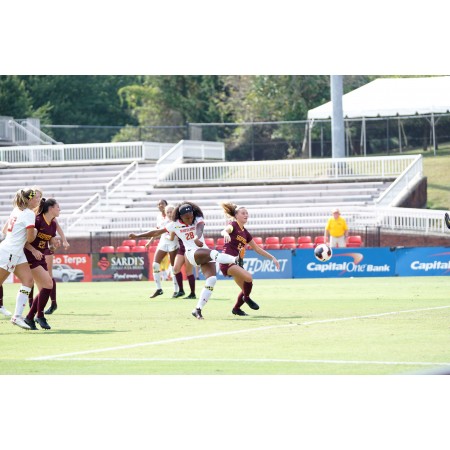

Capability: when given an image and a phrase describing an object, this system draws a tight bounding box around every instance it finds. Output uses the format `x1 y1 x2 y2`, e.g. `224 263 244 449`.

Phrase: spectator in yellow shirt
324 208 348 248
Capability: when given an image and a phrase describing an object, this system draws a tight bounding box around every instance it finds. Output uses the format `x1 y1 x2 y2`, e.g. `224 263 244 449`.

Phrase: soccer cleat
171 292 179 298
244 297 259 310
10 316 31 330
184 293 196 299
24 317 38 330
0 306 12 317
150 289 163 298
35 317 51 330
232 308 248 316
236 247 246 267
191 308 204 320
173 291 185 298
45 304 58 315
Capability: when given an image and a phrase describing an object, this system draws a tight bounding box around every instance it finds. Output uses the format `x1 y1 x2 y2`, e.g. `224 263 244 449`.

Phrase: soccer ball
314 243 332 262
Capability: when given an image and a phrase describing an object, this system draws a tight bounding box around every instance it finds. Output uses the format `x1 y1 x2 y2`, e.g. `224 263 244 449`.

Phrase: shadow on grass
50 329 127 335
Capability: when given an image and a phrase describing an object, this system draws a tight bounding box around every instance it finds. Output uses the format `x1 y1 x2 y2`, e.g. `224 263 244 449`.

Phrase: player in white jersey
148 204 180 298
129 202 241 319
0 188 41 329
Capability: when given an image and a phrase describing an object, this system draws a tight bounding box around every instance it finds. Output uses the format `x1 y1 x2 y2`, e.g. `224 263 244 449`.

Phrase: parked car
53 264 84 282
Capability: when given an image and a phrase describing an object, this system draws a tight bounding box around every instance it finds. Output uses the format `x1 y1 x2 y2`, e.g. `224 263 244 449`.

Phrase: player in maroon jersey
23 198 61 330
129 202 241 319
219 202 280 316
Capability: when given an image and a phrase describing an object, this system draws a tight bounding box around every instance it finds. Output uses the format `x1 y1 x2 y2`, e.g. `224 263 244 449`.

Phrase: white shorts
0 248 27 273
185 248 200 267
330 235 347 248
156 240 179 253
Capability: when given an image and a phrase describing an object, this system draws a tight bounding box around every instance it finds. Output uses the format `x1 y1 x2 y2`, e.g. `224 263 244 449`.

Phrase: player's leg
25 265 53 330
184 258 196 299
45 254 58 314
150 249 166 298
0 283 12 316
10 263 33 330
172 254 185 298
191 262 216 319
226 264 258 314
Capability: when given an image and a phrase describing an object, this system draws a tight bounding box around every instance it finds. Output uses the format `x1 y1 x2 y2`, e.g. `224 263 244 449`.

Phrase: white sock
172 267 179 293
196 276 216 310
153 262 161 289
14 286 31 317
209 250 235 264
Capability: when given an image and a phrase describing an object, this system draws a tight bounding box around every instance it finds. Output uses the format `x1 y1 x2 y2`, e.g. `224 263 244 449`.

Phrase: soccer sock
0 285 3 307
37 288 52 318
172 267 179 293
209 250 235 264
153 262 162 289
243 281 253 298
187 274 195 294
234 292 245 309
50 278 57 305
28 285 34 308
14 286 32 317
26 295 39 320
196 276 216 310
175 272 184 293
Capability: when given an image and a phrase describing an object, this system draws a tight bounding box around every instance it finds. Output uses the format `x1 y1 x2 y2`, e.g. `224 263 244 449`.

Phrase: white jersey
165 216 206 251
0 207 35 256
158 216 178 246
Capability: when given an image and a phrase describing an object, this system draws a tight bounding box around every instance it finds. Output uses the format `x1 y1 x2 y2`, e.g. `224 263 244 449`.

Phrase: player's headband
179 204 193 215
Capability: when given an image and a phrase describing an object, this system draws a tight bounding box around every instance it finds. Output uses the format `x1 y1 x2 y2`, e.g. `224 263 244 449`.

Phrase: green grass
1 277 449 375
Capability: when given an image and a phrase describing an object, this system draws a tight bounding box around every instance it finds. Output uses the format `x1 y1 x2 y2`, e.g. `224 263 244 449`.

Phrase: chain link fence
41 113 450 161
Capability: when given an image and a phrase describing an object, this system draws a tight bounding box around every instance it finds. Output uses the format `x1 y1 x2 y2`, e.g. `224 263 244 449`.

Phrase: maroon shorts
219 263 233 277
177 245 185 256
24 248 48 271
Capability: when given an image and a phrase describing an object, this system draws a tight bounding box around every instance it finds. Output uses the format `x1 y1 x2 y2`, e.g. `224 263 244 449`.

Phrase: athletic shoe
10 316 31 330
35 317 51 330
150 289 163 298
184 293 196 299
191 308 204 320
0 306 12 317
24 317 38 330
236 247 246 267
173 291 186 298
232 308 248 316
244 297 259 310
171 292 179 298
45 304 57 315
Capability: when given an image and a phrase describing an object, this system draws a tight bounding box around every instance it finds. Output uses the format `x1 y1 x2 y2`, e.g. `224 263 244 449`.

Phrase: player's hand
223 231 231 243
272 257 280 270
129 233 137 239
50 237 62 249
62 239 70 250
194 238 203 247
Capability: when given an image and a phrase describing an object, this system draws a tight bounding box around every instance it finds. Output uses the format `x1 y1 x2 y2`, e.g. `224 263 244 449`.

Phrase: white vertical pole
331 75 345 159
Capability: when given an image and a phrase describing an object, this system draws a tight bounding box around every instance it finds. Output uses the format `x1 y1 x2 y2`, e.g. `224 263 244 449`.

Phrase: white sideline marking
53 358 450 367
29 305 450 361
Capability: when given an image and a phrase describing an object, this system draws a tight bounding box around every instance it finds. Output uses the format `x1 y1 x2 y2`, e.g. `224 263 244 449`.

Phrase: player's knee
209 249 218 261
152 262 160 273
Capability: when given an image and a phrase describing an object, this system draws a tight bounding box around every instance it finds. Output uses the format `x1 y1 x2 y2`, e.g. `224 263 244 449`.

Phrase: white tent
306 76 450 156
307 76 450 119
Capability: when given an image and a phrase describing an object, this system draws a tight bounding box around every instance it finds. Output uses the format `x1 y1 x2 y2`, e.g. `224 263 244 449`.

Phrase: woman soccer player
0 188 41 330
23 198 62 330
129 202 241 319
147 204 180 299
219 202 280 316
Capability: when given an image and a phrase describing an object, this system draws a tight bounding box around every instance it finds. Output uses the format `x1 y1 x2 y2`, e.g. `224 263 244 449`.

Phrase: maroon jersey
222 221 253 257
24 213 57 269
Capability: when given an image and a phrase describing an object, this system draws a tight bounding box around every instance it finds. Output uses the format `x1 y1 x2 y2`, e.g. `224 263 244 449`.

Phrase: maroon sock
28 285 34 308
0 285 3 307
187 274 195 294
37 288 52 318
50 278 57 305
234 292 245 309
27 295 40 320
243 281 253 298
175 272 184 292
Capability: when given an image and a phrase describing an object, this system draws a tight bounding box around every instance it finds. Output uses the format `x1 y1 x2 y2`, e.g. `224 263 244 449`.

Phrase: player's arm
24 240 44 260
194 222 205 247
55 219 70 250
220 224 234 243
248 239 280 270
129 228 166 240
26 226 37 243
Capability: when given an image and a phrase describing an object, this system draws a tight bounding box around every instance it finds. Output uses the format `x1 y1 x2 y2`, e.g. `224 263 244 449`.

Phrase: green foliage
0 75 34 117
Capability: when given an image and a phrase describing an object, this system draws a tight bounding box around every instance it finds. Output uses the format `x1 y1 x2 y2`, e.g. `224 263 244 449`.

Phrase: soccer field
1 276 449 375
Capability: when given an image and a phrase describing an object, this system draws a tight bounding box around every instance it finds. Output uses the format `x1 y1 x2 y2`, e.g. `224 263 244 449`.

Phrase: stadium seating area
99 234 363 253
